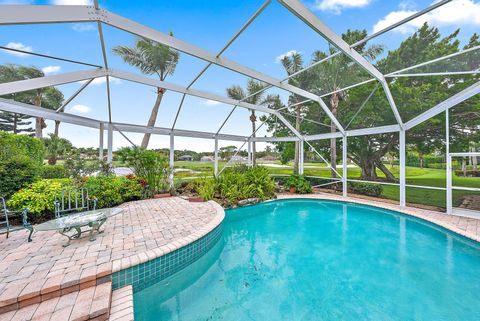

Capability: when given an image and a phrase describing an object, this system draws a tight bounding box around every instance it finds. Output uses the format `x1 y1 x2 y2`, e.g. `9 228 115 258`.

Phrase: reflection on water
134 200 480 321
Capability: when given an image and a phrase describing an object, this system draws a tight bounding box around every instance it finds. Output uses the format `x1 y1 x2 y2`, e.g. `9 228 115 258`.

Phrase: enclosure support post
342 135 347 197
99 123 104 161
107 123 113 163
299 139 304 175
214 136 219 178
169 133 174 188
446 109 452 214
399 128 406 207
247 139 252 167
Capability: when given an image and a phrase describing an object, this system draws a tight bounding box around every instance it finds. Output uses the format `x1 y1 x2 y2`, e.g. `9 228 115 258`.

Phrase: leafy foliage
8 176 144 218
349 182 383 197
84 176 143 208
117 147 171 195
0 132 44 165
41 164 67 179
7 178 72 217
42 134 72 165
286 175 313 194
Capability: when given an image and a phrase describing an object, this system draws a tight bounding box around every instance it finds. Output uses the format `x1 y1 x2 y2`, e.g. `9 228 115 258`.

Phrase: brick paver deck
278 193 480 242
0 197 224 319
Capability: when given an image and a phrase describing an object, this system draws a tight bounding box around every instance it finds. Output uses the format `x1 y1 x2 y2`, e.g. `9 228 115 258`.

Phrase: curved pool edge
111 200 225 290
276 193 480 243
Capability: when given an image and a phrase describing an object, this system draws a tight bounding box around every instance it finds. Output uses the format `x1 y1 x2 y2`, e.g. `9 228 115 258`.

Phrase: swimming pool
134 199 480 320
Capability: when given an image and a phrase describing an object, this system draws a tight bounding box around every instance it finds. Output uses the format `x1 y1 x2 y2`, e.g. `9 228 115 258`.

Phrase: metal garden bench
0 196 33 241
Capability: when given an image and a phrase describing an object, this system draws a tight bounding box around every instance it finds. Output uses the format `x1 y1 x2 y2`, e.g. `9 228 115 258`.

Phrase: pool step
0 281 112 321
109 286 134 321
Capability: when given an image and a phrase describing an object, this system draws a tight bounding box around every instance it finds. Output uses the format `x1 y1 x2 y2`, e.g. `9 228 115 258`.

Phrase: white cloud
2 42 32 57
41 66 61 75
373 0 480 34
204 100 221 106
72 23 96 32
314 0 372 14
275 50 300 63
51 0 93 4
79 77 122 86
70 104 91 113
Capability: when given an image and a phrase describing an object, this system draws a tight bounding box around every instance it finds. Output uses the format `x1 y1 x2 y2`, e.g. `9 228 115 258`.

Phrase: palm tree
0 64 64 137
43 133 72 165
309 30 383 178
226 79 268 166
280 52 305 174
113 35 180 148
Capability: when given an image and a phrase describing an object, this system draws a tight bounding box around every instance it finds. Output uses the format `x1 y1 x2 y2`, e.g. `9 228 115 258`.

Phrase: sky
0 0 479 152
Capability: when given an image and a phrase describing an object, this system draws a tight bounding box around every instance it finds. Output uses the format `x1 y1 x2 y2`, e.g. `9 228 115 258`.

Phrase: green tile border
112 223 223 292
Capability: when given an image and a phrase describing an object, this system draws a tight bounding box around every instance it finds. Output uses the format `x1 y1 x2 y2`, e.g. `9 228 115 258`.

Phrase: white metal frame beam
0 69 105 96
278 0 403 127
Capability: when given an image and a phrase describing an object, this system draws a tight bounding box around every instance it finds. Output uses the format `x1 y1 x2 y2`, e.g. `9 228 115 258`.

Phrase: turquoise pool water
134 199 480 320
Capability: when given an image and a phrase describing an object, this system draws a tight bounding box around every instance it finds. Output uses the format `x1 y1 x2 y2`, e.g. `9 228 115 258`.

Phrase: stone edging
276 193 480 243
111 200 225 274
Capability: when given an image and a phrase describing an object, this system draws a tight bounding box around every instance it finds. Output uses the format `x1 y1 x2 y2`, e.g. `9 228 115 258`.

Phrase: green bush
349 182 383 197
216 166 275 204
117 147 171 195
286 175 312 194
0 156 39 198
197 177 216 201
7 178 72 217
41 164 67 179
0 132 45 165
85 175 143 208
7 176 144 218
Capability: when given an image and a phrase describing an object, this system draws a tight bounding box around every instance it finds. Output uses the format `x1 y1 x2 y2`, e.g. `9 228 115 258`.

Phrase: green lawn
172 161 480 209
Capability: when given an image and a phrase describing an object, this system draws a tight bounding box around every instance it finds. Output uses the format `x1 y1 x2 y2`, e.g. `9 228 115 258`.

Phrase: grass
171 160 480 209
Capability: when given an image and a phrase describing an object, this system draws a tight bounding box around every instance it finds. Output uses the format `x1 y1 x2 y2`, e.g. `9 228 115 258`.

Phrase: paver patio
0 197 224 319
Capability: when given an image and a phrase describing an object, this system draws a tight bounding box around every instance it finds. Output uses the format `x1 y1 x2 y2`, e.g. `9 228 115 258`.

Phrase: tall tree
43 133 72 165
308 29 383 178
113 35 179 149
226 79 269 166
279 52 305 174
0 64 64 137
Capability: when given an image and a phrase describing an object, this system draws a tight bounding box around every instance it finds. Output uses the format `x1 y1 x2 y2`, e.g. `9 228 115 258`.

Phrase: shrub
0 132 45 166
41 164 67 179
84 175 144 208
7 178 72 218
349 182 383 197
286 175 312 194
216 166 275 204
8 176 144 218
197 177 216 201
0 156 39 198
117 147 171 195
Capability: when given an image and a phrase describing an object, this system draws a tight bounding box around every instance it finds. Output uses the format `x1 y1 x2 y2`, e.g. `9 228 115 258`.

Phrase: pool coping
276 193 480 243
111 200 225 274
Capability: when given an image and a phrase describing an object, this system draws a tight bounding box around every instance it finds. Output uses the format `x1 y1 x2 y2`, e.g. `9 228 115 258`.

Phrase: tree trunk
250 111 256 166
141 88 165 149
54 120 60 136
34 94 43 138
48 156 57 165
360 158 377 180
13 114 18 134
375 161 397 182
419 155 424 169
330 93 339 178
293 105 301 175
462 158 467 176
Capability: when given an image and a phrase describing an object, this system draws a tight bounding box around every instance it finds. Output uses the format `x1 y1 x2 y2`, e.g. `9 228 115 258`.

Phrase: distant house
230 155 246 163
201 155 214 162
178 155 193 161
258 155 277 162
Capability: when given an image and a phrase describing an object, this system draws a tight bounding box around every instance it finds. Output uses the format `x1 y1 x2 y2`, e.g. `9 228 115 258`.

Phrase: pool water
134 199 480 320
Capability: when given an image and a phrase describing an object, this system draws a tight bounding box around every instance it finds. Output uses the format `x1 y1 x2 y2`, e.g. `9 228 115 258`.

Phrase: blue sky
1 0 479 151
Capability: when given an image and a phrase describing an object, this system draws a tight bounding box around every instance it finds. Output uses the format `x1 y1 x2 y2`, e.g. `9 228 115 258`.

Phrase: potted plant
286 175 298 193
